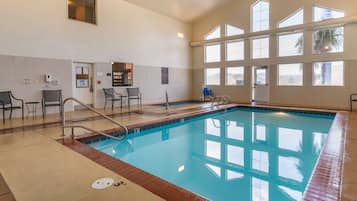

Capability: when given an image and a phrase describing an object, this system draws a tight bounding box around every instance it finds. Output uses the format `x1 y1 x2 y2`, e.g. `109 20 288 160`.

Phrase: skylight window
226 24 244 36
205 26 221 40
314 6 345 22
251 0 270 32
278 9 304 28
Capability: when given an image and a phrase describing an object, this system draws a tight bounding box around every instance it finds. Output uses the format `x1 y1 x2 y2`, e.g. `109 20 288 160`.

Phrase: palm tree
295 28 342 84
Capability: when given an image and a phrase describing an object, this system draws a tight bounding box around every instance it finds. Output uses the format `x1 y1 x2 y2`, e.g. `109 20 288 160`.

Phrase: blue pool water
89 108 335 201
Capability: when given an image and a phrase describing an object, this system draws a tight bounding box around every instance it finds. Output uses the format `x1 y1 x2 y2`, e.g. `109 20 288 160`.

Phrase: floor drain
91 178 114 190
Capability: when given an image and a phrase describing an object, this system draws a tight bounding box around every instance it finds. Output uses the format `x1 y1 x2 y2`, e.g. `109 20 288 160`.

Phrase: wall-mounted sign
76 66 89 88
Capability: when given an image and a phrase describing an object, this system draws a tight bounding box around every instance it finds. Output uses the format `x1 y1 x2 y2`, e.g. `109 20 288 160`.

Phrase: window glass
255 68 267 85
226 24 244 36
226 67 244 86
251 37 269 59
205 68 221 85
68 0 96 24
205 26 221 40
278 64 303 86
252 0 270 32
205 44 221 63
278 32 303 57
313 27 344 54
314 6 345 22
313 61 344 86
226 40 244 61
278 9 304 28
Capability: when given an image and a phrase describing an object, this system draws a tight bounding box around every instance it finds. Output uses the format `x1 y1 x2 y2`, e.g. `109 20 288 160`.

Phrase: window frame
204 67 221 86
225 39 245 61
312 26 344 54
204 43 222 64
277 32 304 57
312 61 345 87
225 66 245 86
67 0 97 25
313 5 345 22
225 24 245 37
277 8 304 28
277 63 304 86
250 0 270 32
251 36 270 59
204 26 221 40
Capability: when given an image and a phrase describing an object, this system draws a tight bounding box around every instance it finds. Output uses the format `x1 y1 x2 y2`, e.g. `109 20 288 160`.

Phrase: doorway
252 66 269 104
72 62 95 109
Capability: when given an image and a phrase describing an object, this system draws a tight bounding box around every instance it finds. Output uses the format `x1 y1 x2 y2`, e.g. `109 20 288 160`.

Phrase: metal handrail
61 97 129 142
211 96 231 107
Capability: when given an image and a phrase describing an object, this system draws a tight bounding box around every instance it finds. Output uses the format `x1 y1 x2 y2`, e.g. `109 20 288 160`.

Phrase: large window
278 9 304 28
205 44 221 63
205 68 221 85
68 0 96 24
251 37 269 59
278 64 303 86
313 27 344 54
314 6 345 22
251 0 270 32
278 32 303 57
226 67 244 86
313 61 344 86
226 40 244 61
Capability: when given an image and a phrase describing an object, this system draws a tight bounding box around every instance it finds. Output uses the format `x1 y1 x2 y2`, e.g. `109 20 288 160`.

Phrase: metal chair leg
9 108 12 120
2 110 5 124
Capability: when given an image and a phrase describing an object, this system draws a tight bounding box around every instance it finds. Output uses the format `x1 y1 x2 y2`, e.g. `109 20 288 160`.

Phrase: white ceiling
123 0 233 23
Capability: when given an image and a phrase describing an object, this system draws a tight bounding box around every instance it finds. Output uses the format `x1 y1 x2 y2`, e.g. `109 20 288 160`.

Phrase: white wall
0 55 72 117
191 0 357 110
94 63 192 108
0 0 194 117
0 0 192 68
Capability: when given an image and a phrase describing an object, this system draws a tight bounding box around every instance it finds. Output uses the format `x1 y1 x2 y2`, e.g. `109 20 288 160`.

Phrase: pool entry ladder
61 97 129 143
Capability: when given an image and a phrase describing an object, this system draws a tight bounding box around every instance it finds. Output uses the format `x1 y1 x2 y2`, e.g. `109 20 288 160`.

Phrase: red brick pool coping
62 105 347 201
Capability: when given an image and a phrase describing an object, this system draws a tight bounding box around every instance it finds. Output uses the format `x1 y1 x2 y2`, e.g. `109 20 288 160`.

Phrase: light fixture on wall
177 32 184 39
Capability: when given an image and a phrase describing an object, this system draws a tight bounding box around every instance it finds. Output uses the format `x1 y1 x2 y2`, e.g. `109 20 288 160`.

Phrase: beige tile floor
0 104 214 201
0 104 356 201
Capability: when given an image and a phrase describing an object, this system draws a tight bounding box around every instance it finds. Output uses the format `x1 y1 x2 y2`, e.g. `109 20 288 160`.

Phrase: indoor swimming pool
88 108 335 201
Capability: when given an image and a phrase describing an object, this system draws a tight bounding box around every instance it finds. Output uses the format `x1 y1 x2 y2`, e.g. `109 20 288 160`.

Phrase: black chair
126 88 142 111
350 94 357 111
103 88 124 110
42 90 63 118
0 91 24 123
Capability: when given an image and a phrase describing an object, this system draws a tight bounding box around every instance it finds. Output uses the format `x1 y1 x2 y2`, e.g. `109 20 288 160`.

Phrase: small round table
26 101 40 119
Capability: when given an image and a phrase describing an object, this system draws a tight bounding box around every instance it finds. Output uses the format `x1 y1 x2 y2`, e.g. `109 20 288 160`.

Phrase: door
252 66 269 103
72 63 94 107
